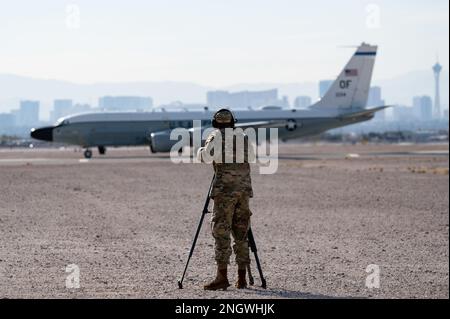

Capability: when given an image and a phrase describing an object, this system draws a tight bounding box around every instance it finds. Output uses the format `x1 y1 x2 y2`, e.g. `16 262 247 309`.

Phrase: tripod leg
248 227 267 289
247 264 255 286
178 175 215 289
178 210 207 289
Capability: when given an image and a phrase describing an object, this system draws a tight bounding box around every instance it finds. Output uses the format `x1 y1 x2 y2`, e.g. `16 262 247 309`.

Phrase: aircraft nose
30 126 54 142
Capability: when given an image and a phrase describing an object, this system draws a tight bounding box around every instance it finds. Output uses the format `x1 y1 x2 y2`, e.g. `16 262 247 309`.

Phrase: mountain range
0 70 448 120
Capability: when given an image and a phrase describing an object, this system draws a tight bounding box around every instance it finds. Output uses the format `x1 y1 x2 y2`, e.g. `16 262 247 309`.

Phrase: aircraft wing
188 120 288 136
235 120 287 130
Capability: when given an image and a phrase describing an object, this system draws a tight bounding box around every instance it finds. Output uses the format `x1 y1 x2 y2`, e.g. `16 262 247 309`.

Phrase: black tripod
178 174 267 289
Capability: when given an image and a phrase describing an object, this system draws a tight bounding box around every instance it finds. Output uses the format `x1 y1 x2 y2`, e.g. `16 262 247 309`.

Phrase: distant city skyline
0 0 448 86
1 83 448 138
1 64 448 119
1 83 447 123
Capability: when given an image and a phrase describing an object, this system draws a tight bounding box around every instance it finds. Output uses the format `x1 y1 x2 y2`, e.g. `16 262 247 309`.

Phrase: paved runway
0 143 448 298
0 144 448 166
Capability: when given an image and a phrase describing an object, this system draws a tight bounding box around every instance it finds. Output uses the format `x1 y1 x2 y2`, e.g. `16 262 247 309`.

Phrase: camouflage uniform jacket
197 128 253 198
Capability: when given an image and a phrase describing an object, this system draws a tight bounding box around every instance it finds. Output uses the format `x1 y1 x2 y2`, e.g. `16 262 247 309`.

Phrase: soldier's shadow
241 287 358 299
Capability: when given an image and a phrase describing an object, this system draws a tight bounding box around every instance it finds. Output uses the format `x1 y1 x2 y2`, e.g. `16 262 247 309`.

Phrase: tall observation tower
432 61 442 119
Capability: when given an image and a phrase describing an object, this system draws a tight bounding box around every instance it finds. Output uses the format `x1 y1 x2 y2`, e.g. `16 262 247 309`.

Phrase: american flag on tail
345 69 358 77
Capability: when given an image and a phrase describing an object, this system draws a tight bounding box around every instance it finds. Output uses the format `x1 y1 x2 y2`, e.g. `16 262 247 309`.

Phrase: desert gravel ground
0 143 448 299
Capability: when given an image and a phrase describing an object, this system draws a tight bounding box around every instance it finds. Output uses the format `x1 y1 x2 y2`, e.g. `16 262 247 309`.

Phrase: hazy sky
0 0 448 86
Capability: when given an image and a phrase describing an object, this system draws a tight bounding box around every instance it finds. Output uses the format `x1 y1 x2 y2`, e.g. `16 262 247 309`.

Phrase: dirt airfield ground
0 143 448 299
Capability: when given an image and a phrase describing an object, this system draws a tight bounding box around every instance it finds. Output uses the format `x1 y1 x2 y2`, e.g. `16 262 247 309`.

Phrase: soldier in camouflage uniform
197 108 253 290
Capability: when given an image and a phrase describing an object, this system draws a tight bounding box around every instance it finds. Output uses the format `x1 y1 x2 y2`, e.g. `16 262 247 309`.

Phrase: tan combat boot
204 265 230 291
235 267 247 289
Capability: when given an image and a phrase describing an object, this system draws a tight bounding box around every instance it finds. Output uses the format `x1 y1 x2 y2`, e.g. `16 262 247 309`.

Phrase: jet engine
149 130 186 153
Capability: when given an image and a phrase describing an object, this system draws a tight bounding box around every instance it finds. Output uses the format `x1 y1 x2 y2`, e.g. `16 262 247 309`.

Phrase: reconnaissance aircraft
31 43 388 159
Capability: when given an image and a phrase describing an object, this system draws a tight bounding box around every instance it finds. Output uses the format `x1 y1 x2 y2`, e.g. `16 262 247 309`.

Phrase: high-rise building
207 89 280 109
206 91 229 108
367 87 383 106
18 100 40 126
443 109 449 120
368 87 386 121
319 80 334 98
294 96 312 109
413 96 423 119
0 113 15 128
72 103 91 113
281 96 290 108
99 96 153 111
413 96 433 121
11 110 20 125
432 61 442 119
393 105 415 122
51 99 73 122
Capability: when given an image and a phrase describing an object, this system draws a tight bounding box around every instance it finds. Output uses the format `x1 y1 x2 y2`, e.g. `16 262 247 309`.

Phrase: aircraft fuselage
32 108 373 148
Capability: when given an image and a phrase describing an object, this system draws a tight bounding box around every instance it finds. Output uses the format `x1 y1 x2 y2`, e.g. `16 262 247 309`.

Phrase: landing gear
98 146 106 155
84 149 93 159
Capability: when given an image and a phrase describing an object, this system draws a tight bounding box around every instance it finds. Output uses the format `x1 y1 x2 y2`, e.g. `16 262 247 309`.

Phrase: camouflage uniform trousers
211 192 252 268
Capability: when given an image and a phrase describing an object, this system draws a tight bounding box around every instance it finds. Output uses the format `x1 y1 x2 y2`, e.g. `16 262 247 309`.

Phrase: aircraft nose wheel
84 149 93 159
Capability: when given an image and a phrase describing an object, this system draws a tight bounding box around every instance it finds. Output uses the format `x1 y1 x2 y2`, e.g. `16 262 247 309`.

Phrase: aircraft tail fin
311 43 378 112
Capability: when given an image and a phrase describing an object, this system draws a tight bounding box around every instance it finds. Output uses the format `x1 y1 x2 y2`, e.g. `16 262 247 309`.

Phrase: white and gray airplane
31 43 388 159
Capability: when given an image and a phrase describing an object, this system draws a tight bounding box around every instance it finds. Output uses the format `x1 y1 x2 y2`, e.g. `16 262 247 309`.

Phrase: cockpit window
55 118 69 126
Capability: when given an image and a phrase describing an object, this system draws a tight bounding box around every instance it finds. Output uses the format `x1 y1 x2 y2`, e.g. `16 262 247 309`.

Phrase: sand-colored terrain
0 143 448 298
